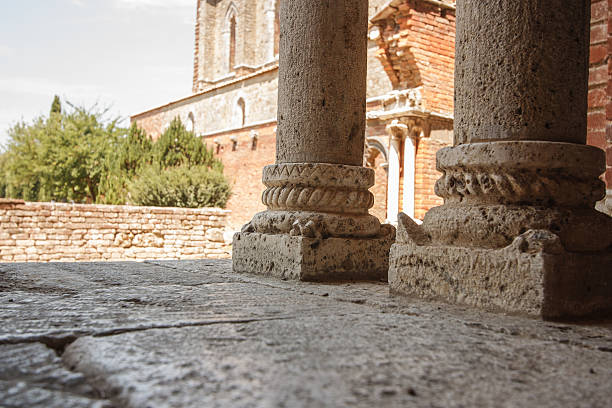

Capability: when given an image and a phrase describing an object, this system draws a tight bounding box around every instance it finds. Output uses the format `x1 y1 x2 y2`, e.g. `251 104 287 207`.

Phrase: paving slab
1 260 612 407
0 343 112 408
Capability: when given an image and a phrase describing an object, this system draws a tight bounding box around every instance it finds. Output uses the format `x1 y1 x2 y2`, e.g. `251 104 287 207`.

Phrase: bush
129 165 231 209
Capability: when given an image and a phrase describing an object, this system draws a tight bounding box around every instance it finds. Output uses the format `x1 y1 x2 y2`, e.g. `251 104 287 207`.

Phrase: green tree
153 117 221 171
50 95 62 116
98 123 153 204
1 100 124 203
0 100 231 209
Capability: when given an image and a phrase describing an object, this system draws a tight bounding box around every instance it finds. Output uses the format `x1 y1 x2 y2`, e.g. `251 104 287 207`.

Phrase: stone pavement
1 260 611 407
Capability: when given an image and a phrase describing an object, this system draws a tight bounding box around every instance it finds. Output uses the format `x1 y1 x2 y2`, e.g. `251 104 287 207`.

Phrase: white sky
0 0 196 148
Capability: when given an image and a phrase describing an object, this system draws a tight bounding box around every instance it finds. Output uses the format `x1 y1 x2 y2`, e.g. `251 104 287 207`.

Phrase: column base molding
233 227 395 282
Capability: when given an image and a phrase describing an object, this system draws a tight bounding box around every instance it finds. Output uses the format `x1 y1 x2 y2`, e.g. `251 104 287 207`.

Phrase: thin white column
402 134 416 219
386 138 400 224
386 120 407 224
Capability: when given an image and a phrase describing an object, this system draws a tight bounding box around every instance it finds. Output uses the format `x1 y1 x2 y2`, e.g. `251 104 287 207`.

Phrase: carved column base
389 142 612 320
232 163 396 281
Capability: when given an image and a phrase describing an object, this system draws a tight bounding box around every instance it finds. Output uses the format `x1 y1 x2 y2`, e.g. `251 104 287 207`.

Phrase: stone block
389 230 612 321
233 231 394 282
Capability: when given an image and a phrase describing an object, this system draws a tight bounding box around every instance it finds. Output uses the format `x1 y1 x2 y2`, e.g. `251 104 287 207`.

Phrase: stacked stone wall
0 201 230 263
589 0 612 194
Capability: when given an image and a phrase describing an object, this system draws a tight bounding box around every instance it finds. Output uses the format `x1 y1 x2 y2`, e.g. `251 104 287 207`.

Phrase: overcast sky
0 0 196 148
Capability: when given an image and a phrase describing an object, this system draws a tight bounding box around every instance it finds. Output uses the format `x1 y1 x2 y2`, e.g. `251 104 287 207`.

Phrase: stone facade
131 0 457 230
0 200 230 262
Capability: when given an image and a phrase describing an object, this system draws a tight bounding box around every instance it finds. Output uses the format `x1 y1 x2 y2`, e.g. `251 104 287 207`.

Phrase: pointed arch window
229 15 236 71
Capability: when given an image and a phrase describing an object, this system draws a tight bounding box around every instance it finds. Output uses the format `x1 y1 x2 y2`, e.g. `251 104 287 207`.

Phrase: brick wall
374 0 455 116
589 0 612 198
0 200 230 263
207 122 277 230
415 137 446 220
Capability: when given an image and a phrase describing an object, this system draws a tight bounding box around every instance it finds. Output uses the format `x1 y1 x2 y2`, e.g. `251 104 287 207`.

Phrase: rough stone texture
2 260 612 407
0 343 112 408
276 0 368 166
454 0 590 144
0 202 230 263
233 230 394 281
390 218 612 320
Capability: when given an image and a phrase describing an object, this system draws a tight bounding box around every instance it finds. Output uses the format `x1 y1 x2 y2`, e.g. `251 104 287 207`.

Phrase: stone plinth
390 141 612 320
233 231 393 281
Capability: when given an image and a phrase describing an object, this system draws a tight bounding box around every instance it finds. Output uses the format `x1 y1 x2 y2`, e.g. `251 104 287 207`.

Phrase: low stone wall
0 200 231 262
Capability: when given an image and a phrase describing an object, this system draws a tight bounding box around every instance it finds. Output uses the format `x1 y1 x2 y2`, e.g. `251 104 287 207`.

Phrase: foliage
98 124 153 204
153 117 221 171
0 100 230 209
50 95 62 115
1 100 123 203
129 164 231 209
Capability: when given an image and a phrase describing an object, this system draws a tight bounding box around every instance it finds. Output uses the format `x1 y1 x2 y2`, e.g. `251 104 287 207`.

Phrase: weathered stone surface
1 260 612 407
0 343 112 408
435 141 606 207
390 224 612 320
276 0 368 165
262 163 375 215
454 0 590 144
233 229 394 281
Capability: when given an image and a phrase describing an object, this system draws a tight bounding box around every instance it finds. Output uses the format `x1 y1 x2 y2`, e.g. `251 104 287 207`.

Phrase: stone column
233 0 395 281
389 0 612 320
386 121 406 224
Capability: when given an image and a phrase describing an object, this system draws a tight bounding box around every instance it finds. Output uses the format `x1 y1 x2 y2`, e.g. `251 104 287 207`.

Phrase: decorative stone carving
434 142 605 207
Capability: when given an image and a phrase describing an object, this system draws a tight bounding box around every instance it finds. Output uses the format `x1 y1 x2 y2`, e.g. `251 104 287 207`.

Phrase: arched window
229 15 236 71
234 98 246 128
224 4 238 73
186 112 195 132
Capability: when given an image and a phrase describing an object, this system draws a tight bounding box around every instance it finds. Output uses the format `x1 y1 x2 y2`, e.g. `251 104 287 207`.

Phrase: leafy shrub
129 165 231 209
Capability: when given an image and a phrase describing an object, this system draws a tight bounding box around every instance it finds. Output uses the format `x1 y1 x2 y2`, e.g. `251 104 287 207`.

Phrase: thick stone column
389 0 612 320
233 0 394 281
